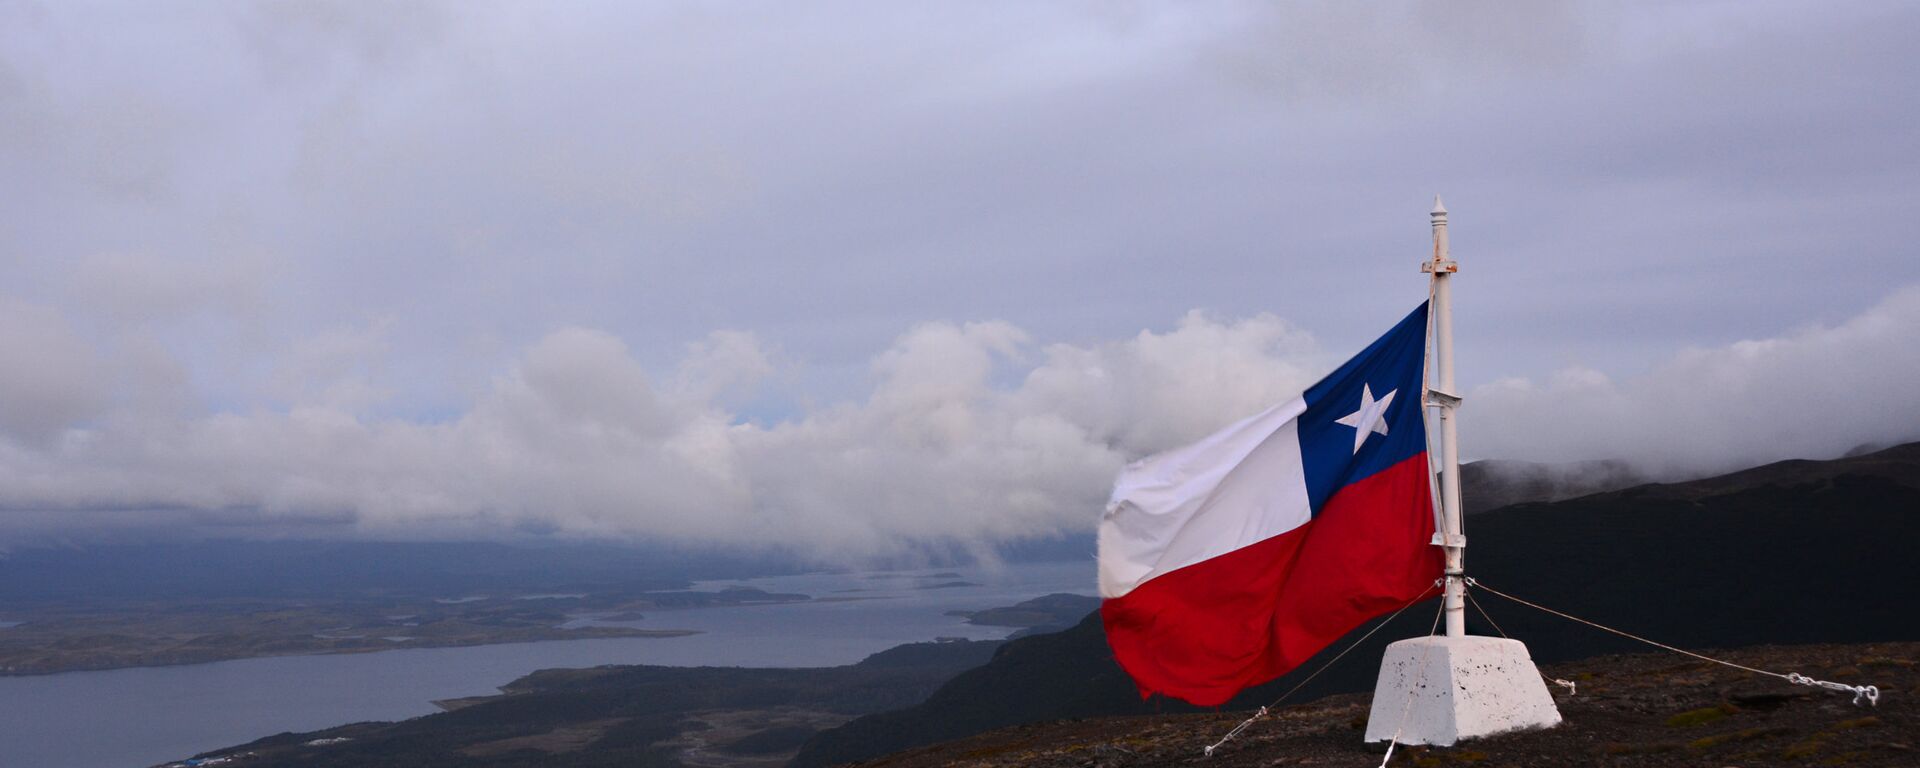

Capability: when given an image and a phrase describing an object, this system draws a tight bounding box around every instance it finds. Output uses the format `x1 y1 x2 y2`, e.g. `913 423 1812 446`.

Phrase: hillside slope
853 641 1919 768
794 442 1920 767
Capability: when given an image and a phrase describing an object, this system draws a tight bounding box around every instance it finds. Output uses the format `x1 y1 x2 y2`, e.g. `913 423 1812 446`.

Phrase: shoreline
0 627 705 678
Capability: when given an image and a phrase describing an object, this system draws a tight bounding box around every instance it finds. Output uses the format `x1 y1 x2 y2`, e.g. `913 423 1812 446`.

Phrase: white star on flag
1333 383 1396 454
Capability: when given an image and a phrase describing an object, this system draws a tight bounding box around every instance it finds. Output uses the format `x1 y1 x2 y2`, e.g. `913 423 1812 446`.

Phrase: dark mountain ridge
1459 456 1649 512
793 441 1920 767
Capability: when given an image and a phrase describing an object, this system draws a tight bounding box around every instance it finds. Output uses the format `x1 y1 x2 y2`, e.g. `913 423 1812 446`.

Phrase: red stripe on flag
1100 452 1442 706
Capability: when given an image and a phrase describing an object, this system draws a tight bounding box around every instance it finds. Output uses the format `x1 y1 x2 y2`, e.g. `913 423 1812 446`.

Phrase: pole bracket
1424 389 1462 409
1421 259 1459 274
1430 533 1466 548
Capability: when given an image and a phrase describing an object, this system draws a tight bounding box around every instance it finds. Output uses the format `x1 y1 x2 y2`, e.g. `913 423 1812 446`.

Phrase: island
0 585 807 676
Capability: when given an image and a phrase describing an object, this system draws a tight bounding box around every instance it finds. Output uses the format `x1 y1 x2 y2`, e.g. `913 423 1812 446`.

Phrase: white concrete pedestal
1362 635 1562 746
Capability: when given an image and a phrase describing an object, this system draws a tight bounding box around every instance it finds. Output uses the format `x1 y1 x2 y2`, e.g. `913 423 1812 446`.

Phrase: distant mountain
1627 441 1920 500
1459 457 1650 513
946 593 1100 638
793 442 1920 767
176 639 1006 768
0 540 808 605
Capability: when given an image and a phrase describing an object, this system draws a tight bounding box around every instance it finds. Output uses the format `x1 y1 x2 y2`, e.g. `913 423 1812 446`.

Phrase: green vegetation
1666 704 1735 728
1686 726 1791 751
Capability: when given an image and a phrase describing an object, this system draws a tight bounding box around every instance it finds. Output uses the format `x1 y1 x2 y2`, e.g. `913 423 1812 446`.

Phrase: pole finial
1431 195 1447 216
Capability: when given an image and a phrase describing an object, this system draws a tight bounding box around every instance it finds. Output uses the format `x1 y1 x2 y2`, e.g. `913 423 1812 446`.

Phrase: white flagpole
1423 196 1467 638
1365 199 1560 748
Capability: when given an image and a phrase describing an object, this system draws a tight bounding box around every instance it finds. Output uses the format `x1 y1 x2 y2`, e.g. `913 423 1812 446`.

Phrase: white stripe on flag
1097 398 1314 599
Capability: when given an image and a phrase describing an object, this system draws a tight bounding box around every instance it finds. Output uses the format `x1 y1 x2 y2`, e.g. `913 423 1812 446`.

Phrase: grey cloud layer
2 2 1916 550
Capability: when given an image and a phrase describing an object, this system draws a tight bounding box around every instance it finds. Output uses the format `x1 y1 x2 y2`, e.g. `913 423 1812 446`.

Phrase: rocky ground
849 641 1917 768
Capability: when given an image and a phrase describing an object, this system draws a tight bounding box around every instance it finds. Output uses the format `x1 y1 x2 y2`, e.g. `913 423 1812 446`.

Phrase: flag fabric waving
1098 303 1443 706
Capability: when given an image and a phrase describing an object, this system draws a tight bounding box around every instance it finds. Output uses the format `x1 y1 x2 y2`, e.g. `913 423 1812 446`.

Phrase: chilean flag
1098 303 1442 706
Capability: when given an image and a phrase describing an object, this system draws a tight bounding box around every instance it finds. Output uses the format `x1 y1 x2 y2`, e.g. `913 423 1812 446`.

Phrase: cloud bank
1469 286 1920 472
0 304 1325 556
2 289 1916 557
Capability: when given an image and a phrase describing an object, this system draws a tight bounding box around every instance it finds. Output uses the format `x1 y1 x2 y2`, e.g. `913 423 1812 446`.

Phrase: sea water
0 561 1092 768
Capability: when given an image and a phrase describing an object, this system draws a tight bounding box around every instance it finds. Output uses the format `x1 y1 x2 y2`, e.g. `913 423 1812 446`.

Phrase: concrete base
1362 635 1562 746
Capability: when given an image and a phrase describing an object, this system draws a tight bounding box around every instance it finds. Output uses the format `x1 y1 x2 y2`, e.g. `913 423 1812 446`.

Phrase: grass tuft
1688 726 1793 751
1666 705 1734 728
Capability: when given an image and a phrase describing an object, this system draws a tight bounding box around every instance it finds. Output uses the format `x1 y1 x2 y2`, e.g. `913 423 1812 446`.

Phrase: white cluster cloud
1468 285 1920 474
0 299 111 443
0 306 1324 556
2 288 1916 557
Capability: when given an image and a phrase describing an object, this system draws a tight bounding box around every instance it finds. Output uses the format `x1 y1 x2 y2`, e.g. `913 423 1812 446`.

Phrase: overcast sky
2 1 1916 555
